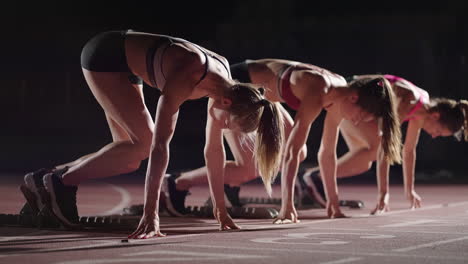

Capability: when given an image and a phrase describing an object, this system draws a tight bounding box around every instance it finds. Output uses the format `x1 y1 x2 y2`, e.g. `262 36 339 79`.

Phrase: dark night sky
1 1 467 182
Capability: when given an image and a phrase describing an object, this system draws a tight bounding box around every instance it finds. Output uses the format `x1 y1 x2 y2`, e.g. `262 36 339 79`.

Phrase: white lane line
55 250 267 264
0 234 203 257
176 244 468 261
379 219 437 228
303 227 468 235
252 232 395 245
0 230 50 242
96 184 132 216
384 201 468 216
393 236 468 252
57 258 197 263
124 249 265 258
319 257 363 264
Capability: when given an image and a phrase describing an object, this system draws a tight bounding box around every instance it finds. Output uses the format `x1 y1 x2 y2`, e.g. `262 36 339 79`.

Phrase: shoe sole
302 176 327 208
43 174 82 229
19 184 42 214
23 174 46 213
162 176 186 217
205 194 239 208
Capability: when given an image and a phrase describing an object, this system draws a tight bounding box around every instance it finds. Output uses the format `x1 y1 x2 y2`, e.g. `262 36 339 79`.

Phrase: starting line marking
384 201 468 216
251 232 395 245
124 250 266 259
55 250 267 264
0 234 204 258
0 230 50 242
177 244 468 261
393 236 468 252
320 257 363 264
379 219 437 228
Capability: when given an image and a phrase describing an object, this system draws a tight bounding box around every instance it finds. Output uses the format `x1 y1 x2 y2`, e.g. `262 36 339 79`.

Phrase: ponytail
349 77 402 164
457 100 468 141
378 78 402 165
227 83 285 196
254 101 284 196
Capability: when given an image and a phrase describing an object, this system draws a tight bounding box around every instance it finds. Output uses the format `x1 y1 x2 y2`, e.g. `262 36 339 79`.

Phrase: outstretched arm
205 99 240 230
402 120 422 209
129 64 199 239
275 75 323 224
318 112 344 218
371 144 390 214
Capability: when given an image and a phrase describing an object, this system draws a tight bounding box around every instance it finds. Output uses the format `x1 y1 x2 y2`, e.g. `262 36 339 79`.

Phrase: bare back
247 59 346 104
382 75 430 123
124 31 230 100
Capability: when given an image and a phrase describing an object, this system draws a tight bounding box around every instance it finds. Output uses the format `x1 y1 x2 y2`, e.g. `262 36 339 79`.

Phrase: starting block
0 202 61 229
237 196 364 209
79 215 140 230
339 200 364 209
122 203 279 219
185 205 278 219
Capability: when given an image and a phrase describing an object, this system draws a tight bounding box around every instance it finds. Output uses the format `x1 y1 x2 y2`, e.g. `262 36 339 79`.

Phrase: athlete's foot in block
22 168 52 214
224 185 244 207
273 205 300 224
163 174 189 217
43 170 82 229
300 171 327 208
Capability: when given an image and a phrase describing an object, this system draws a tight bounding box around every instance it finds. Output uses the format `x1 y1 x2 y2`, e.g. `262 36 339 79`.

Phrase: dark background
1 1 467 184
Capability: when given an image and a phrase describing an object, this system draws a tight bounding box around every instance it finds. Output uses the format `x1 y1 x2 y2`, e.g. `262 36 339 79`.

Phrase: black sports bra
145 36 230 88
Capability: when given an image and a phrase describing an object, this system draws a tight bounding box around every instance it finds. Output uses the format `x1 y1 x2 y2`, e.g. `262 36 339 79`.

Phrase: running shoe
21 168 52 214
43 168 81 228
297 170 327 208
162 174 189 216
224 184 244 207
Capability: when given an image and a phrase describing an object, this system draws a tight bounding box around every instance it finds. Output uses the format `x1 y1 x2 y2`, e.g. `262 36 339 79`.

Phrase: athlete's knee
364 160 374 171
122 160 141 172
131 128 153 161
232 165 258 185
299 145 308 162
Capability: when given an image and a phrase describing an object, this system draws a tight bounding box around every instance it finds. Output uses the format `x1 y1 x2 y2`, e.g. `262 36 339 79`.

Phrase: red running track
1 173 468 264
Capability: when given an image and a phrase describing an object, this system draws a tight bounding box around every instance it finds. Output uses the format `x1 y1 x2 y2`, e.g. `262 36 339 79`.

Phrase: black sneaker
162 174 189 217
43 168 81 228
224 184 244 207
298 170 327 208
21 168 52 214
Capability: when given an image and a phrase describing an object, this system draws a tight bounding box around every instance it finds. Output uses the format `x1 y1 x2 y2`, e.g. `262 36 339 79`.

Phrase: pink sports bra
277 66 302 110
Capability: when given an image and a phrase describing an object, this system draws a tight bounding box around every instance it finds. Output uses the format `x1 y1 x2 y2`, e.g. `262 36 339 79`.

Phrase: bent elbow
402 148 416 159
284 146 302 163
151 141 167 153
318 149 335 164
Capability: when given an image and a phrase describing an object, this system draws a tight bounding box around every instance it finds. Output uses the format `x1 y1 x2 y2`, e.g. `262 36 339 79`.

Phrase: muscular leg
336 120 381 178
55 112 142 171
60 70 154 186
176 103 306 190
305 119 380 179
176 129 258 190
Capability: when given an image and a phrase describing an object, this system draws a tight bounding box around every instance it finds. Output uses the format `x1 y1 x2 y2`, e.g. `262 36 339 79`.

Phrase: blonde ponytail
254 101 284 196
227 83 285 196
